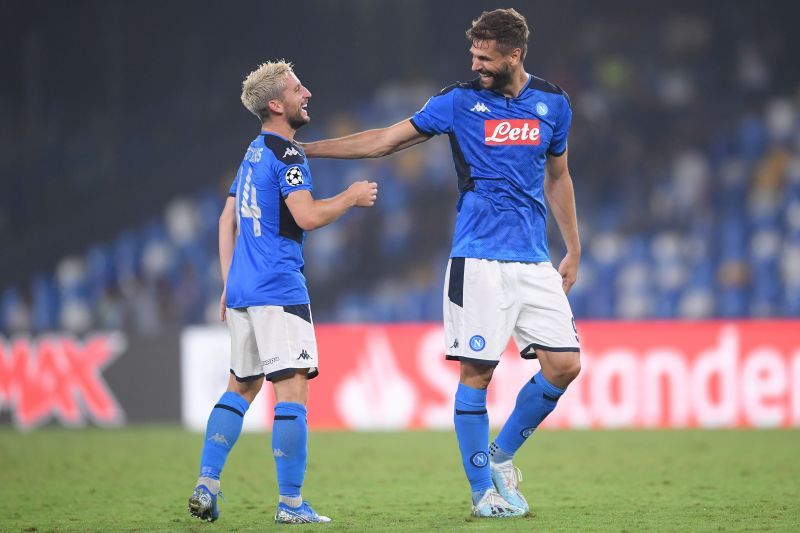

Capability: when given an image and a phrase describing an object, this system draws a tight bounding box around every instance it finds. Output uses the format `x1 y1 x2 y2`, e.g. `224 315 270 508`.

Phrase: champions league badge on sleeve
285 166 304 186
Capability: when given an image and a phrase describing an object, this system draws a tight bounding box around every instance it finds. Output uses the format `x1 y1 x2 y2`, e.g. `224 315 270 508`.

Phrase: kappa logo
273 448 287 457
283 146 301 158
470 101 491 113
449 339 459 350
297 349 311 361
484 119 541 145
208 433 229 445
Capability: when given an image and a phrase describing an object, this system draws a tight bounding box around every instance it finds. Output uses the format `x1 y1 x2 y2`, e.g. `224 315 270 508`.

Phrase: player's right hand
219 289 227 322
349 180 378 207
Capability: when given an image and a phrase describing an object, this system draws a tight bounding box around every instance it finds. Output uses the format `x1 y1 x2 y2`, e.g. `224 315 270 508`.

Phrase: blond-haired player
188 60 377 524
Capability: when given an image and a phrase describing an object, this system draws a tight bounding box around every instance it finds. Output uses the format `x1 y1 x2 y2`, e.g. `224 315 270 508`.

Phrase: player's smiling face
470 40 514 91
280 72 312 129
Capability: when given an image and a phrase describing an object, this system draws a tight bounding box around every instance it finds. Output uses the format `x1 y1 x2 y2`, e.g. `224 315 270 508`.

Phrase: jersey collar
260 130 294 143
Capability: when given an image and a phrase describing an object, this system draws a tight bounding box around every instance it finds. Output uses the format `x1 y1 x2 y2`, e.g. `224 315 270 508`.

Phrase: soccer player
302 9 581 518
187 60 378 524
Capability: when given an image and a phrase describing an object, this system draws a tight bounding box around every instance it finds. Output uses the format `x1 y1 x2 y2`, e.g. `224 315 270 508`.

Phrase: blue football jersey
225 132 313 308
410 75 572 262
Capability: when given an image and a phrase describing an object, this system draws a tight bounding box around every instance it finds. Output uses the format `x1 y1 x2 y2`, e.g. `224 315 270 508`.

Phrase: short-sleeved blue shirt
225 132 313 308
411 75 572 262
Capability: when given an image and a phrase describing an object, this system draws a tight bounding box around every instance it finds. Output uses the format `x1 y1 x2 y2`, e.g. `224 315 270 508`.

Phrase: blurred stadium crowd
2 2 798 334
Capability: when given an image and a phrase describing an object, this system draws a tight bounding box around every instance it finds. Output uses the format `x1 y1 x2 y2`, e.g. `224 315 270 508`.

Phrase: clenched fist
349 180 378 207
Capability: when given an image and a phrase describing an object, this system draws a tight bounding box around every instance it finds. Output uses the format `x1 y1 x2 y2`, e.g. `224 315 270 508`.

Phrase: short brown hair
466 8 529 59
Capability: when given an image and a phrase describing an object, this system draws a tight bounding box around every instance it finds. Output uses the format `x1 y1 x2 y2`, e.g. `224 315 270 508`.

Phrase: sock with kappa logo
493 370 566 458
198 391 250 484
453 382 494 503
272 402 308 500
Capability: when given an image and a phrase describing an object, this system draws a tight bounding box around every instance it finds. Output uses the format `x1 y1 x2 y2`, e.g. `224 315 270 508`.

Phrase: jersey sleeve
260 134 314 198
277 162 313 198
548 95 572 157
410 88 456 136
228 173 238 197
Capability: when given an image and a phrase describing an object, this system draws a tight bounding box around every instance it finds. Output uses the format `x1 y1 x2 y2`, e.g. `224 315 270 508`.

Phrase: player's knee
556 356 581 385
228 377 263 403
540 352 581 388
272 370 309 404
459 361 494 389
461 373 492 389
567 359 581 382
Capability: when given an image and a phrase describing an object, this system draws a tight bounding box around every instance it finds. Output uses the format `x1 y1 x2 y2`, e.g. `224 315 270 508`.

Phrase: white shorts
444 258 580 366
226 304 319 382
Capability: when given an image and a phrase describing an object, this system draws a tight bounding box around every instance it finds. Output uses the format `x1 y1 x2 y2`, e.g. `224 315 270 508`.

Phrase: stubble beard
288 109 309 130
486 67 513 92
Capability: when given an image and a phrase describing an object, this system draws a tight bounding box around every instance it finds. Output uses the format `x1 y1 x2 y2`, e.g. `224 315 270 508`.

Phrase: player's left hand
558 252 580 294
219 290 227 322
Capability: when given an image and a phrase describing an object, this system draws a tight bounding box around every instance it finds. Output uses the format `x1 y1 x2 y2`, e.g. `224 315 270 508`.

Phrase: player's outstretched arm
544 148 581 294
218 196 237 321
285 180 378 231
303 119 429 159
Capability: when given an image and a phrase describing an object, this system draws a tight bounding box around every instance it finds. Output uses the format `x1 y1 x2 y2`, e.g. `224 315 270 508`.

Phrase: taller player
187 60 377 524
303 9 581 518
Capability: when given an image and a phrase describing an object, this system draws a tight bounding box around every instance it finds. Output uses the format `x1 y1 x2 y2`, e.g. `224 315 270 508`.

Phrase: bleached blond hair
241 60 294 121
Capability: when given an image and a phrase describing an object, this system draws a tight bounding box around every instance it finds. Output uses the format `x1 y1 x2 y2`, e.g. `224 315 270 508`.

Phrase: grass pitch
1 428 798 532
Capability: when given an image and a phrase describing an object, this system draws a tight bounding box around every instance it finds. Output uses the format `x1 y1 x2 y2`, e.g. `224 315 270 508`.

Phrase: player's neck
499 69 530 99
260 120 296 141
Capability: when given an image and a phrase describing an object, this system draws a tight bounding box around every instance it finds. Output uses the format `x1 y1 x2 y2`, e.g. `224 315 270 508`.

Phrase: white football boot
490 460 530 514
471 487 526 518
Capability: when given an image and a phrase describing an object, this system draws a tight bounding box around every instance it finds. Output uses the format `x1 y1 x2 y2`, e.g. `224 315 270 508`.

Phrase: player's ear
267 99 284 115
509 47 522 66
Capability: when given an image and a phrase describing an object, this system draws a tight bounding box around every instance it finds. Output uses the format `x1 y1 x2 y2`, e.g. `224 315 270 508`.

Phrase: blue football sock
272 402 308 498
453 383 493 497
199 391 250 481
493 370 566 458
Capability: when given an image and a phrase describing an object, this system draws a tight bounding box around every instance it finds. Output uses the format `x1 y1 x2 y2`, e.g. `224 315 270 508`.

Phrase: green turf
1 428 798 532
